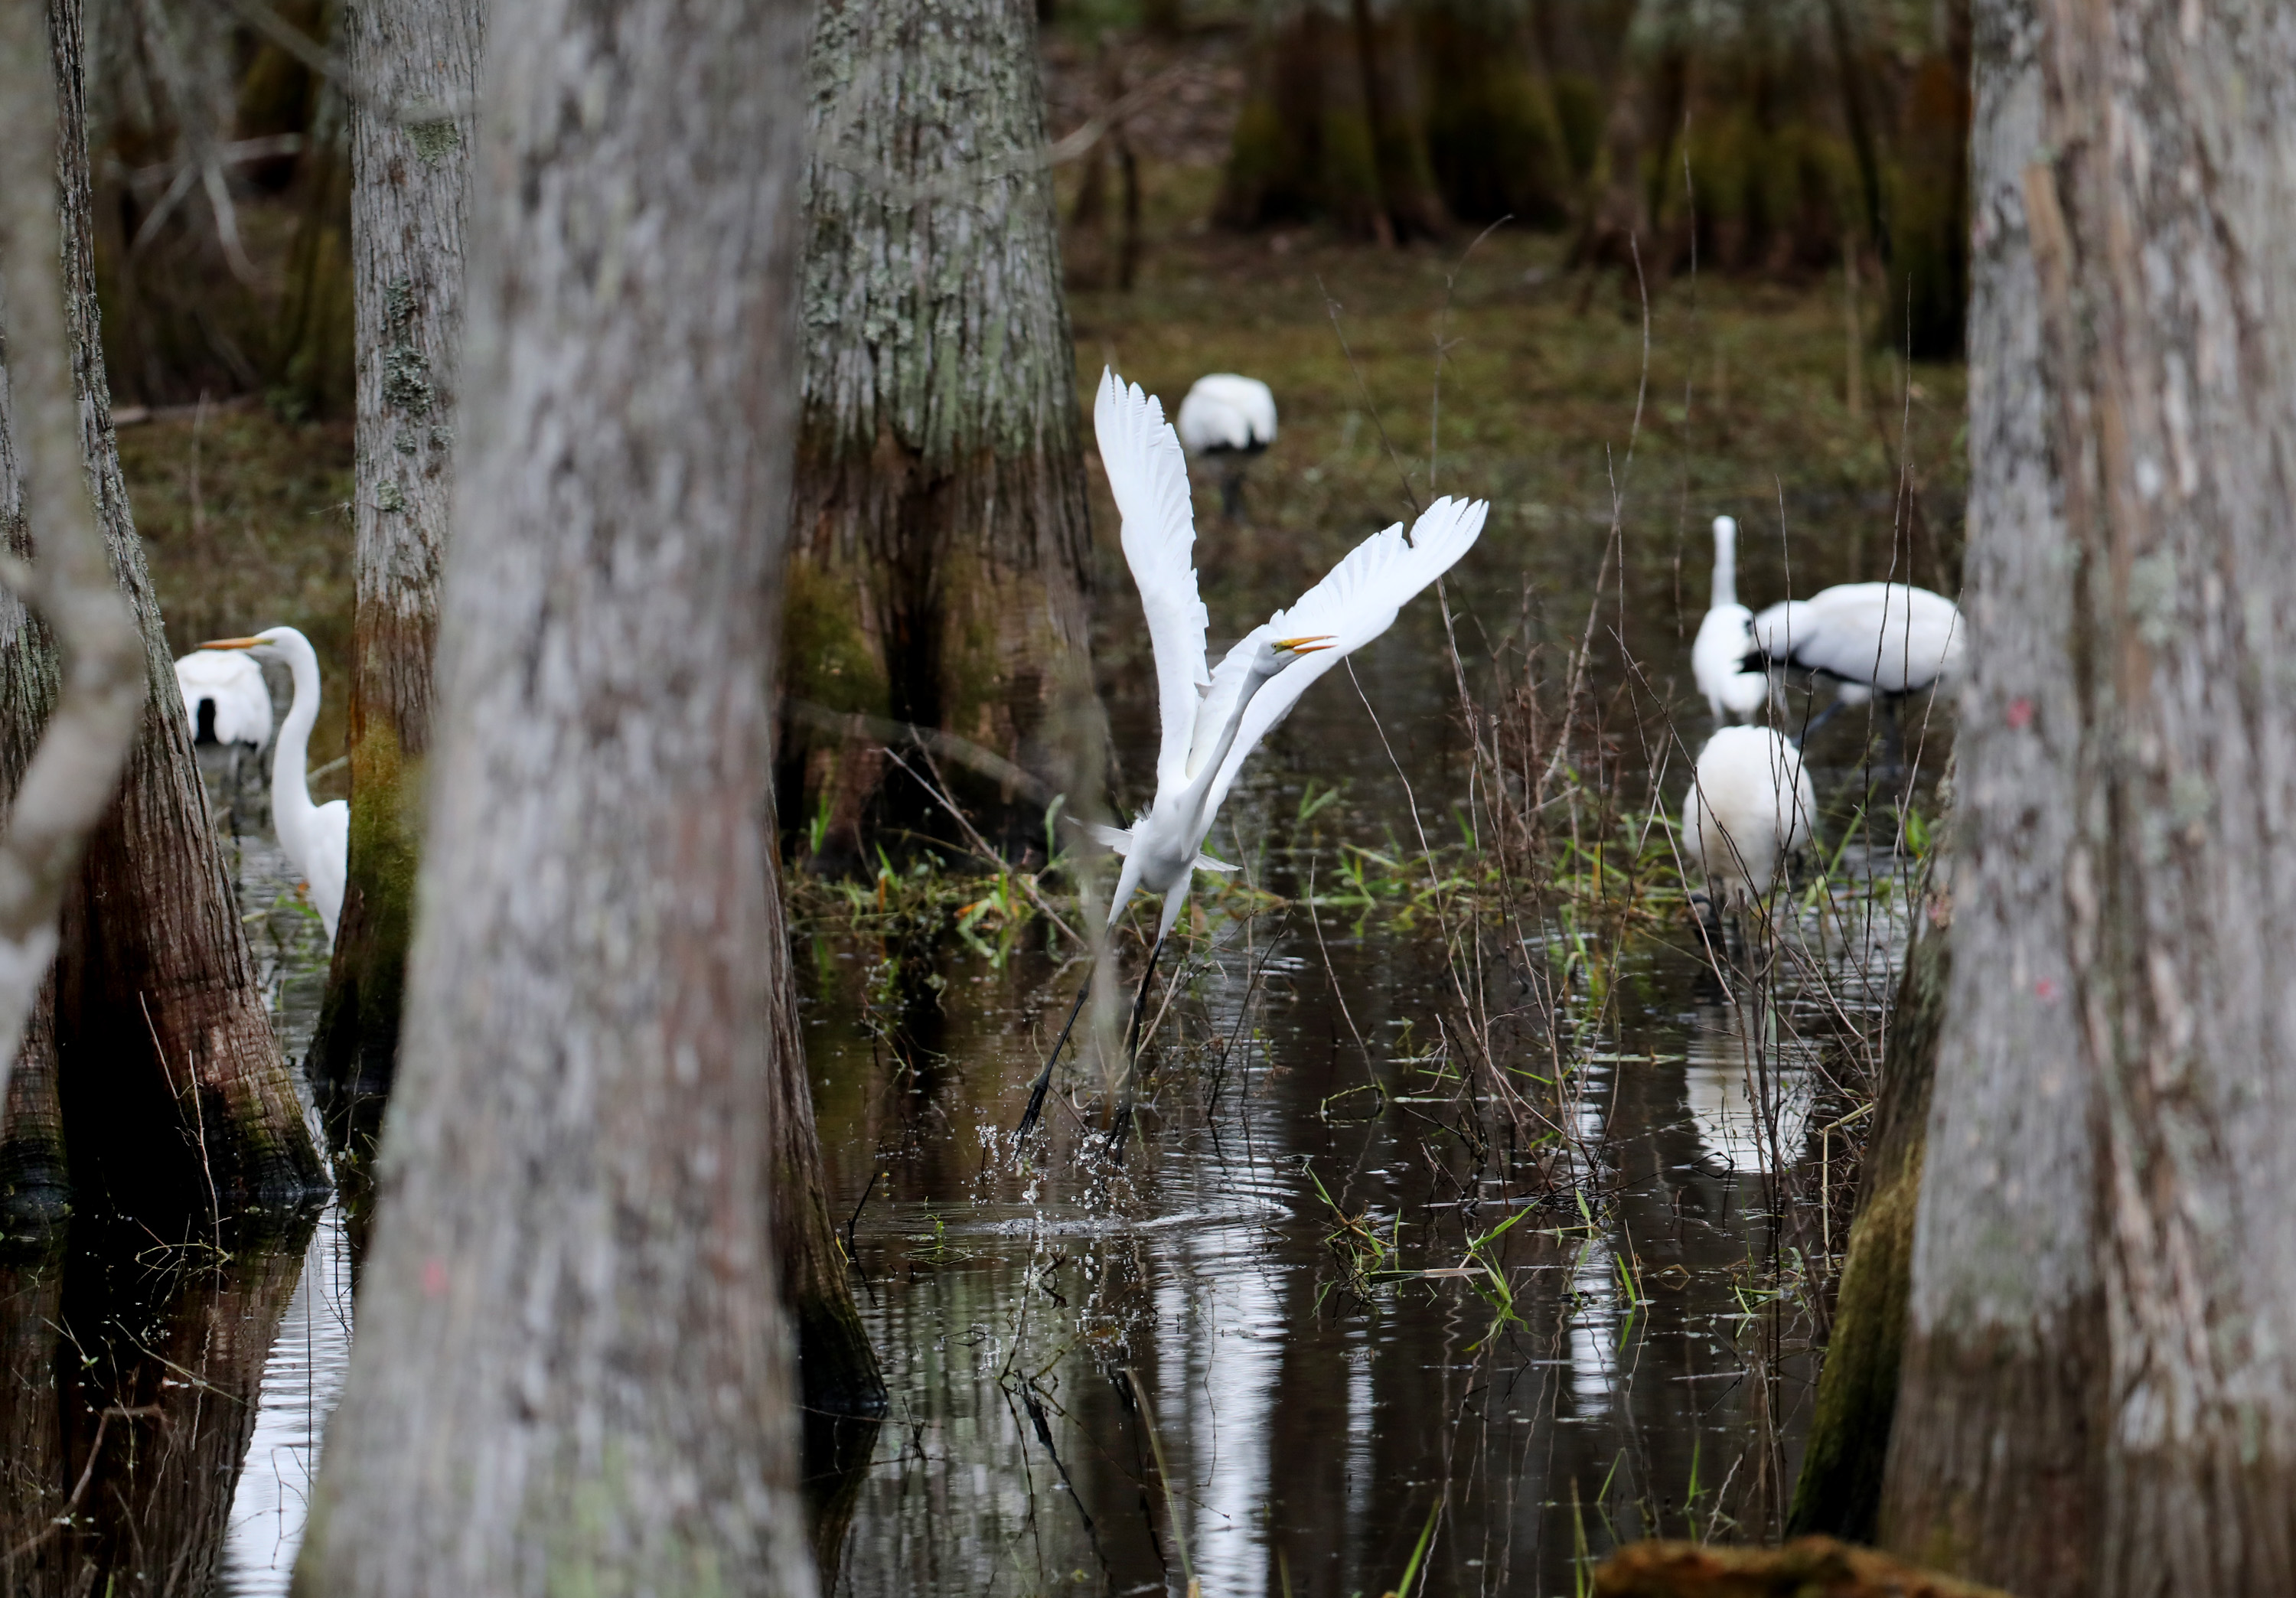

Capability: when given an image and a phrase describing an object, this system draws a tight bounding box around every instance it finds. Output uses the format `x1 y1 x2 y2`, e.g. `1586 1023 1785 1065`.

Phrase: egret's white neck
1710 519 1740 609
1170 655 1283 838
270 635 323 846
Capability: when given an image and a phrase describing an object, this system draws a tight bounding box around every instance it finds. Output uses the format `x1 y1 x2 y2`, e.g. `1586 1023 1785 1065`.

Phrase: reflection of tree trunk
308 0 482 1150
297 0 819 1587
1877 11 2099 1590
765 800 883 1422
789 0 1101 862
0 1219 312 1596
0 0 327 1218
1789 837 1949 1541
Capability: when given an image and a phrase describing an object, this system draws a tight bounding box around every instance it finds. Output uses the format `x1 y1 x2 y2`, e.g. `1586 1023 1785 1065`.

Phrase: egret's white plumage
174 647 273 748
1022 371 1484 1140
1681 726 1814 907
1751 582 1963 698
1176 373 1278 520
1691 516 1768 723
204 625 347 941
1093 368 1484 944
1175 373 1277 455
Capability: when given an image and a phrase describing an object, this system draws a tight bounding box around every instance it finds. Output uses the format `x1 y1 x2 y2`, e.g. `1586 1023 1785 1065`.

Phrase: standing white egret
201 626 348 941
1019 370 1486 1142
1176 373 1277 520
1681 725 1814 919
174 647 273 802
1691 515 1768 724
1750 582 1963 739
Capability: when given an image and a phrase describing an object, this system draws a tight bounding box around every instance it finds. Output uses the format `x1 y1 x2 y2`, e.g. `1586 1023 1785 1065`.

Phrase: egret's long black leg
1016 973 1094 1141
1104 933 1168 1159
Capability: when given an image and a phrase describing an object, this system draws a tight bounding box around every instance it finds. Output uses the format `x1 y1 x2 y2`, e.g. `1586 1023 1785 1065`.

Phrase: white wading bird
1751 582 1963 742
1681 725 1815 925
1019 369 1486 1143
201 625 348 942
174 646 273 794
1691 516 1768 725
1176 373 1277 521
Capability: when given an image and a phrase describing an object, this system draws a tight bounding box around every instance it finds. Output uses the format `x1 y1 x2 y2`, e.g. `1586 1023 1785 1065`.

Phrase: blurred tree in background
1208 0 1969 354
83 0 351 415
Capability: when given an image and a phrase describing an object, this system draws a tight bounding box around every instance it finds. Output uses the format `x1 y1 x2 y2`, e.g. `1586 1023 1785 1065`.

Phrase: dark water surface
0 440 1938 1593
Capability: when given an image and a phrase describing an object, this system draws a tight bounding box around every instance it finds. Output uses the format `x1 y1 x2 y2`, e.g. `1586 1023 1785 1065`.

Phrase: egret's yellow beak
1274 634 1335 654
200 637 262 651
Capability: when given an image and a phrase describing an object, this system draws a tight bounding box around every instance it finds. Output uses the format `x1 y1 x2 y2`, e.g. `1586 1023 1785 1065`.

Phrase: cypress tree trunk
1877 8 2102 1589
1884 1 2296 1589
0 0 326 1218
295 0 819 1587
789 0 1099 860
2015 2 2296 1590
1788 838 1950 1541
308 0 482 1144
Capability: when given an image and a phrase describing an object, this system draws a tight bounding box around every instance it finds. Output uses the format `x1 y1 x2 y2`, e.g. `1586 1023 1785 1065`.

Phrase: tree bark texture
2017 4 2296 1593
1878 8 2102 1590
789 0 1099 859
310 0 483 1141
294 0 819 1590
1789 843 1949 1542
1890 3 2296 1592
0 0 325 1218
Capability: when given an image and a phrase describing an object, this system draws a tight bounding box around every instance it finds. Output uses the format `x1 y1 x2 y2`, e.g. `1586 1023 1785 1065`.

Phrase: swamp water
0 493 1933 1596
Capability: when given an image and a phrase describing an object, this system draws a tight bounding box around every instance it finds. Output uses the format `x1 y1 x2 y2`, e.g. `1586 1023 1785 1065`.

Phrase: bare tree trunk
1877 9 2102 1591
1886 2 2296 1590
308 0 482 1146
789 0 1100 860
295 0 819 1588
2017 3 2296 1591
0 0 146 1104
0 0 325 1218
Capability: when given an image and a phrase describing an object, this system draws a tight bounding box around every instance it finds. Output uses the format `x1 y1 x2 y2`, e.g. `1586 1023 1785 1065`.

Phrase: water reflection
217 1209 353 1595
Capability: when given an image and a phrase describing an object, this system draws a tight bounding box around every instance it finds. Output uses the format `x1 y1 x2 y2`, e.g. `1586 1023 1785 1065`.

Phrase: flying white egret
1681 725 1814 921
1750 582 1963 740
174 646 273 806
201 626 347 941
1691 515 1768 725
1175 373 1277 521
1019 369 1486 1143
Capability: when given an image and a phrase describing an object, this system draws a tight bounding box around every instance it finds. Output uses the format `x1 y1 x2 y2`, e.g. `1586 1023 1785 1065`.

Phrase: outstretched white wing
1198 496 1487 826
1095 369 1210 794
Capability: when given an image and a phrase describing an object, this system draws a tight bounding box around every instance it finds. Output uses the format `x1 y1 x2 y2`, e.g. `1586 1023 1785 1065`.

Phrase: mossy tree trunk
0 0 327 1221
294 0 820 1587
1876 9 2100 1590
1788 833 1950 1541
791 0 1100 862
1416 0 1571 227
308 0 481 1146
